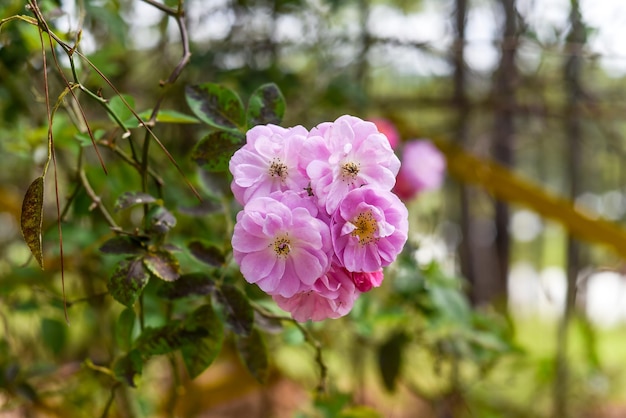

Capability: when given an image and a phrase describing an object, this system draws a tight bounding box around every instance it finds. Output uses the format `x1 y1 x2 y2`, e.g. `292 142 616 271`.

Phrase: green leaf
134 321 186 356
216 284 254 336
108 258 150 307
235 327 269 384
75 129 105 147
99 236 145 255
191 130 245 172
41 318 66 355
188 240 225 267
377 332 406 392
143 251 180 282
185 83 245 131
116 308 136 351
181 304 224 379
114 192 157 212
246 83 286 128
20 176 44 269
108 94 136 129
156 272 217 300
113 349 143 387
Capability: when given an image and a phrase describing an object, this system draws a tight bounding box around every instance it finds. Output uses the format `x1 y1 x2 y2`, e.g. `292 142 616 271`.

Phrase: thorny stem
252 303 328 395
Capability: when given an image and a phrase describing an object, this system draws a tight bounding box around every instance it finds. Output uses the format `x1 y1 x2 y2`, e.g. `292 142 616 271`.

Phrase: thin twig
252 303 327 394
78 169 120 230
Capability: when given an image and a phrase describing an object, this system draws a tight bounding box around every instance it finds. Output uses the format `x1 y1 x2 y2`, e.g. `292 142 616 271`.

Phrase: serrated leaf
157 272 217 300
99 236 145 255
185 83 245 131
148 206 177 234
41 318 66 355
113 349 143 387
20 177 44 269
108 258 150 307
216 284 253 336
246 83 286 127
191 131 245 172
377 332 406 392
181 304 224 379
236 327 269 384
116 308 136 351
114 192 157 212
143 251 180 282
188 241 225 267
108 94 136 129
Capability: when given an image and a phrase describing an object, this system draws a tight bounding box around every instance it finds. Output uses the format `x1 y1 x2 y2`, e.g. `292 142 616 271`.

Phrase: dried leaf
20 177 44 269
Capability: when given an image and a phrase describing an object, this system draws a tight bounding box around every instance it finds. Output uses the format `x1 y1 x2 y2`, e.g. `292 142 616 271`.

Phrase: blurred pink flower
351 269 384 292
231 193 332 297
372 118 400 149
273 264 359 322
229 124 310 206
394 140 446 201
331 186 408 273
303 115 400 214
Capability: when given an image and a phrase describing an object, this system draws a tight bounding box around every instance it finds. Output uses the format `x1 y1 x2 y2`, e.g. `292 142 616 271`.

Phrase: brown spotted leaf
20 177 44 269
143 251 181 282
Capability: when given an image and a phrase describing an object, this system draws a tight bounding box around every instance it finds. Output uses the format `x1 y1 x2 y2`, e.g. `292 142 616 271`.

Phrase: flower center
269 158 288 181
350 210 378 245
341 161 360 182
272 235 291 258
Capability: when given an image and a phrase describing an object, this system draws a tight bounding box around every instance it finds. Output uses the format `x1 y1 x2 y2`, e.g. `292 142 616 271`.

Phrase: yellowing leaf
20 177 44 269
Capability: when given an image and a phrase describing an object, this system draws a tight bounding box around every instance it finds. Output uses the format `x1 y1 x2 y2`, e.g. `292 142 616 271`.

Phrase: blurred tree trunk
489 0 519 310
554 1 586 416
452 0 478 303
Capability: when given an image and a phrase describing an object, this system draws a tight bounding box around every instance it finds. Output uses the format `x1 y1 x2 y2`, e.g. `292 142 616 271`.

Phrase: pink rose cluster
229 115 409 322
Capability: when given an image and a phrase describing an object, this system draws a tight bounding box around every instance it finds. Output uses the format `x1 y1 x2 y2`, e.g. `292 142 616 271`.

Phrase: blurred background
3 0 626 416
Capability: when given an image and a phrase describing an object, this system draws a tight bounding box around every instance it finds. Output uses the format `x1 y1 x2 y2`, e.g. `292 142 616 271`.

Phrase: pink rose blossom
331 186 408 273
229 124 310 206
372 118 400 149
394 140 446 201
303 115 401 215
273 264 360 322
351 270 384 292
231 193 332 297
